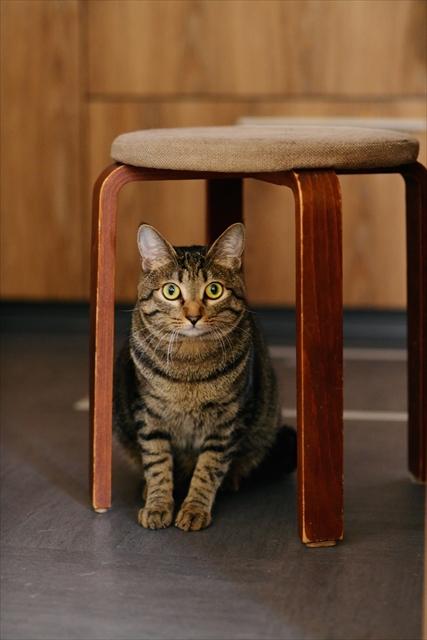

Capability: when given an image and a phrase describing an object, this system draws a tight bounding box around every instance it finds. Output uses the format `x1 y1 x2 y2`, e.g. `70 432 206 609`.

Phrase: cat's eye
205 282 223 300
162 283 181 300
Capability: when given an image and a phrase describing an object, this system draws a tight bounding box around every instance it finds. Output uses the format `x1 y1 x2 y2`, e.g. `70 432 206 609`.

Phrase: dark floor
0 306 425 640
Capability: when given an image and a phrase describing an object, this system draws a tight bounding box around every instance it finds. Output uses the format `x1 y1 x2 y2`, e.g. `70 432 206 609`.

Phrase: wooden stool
90 125 426 546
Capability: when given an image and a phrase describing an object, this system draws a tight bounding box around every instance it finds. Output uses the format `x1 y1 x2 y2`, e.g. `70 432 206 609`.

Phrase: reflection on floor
1 305 424 640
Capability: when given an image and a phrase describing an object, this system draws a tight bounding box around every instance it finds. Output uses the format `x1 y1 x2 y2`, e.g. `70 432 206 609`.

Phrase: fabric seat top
111 125 419 173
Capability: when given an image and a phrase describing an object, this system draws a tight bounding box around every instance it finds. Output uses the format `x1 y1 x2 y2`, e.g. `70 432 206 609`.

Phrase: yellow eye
162 283 181 300
205 282 223 300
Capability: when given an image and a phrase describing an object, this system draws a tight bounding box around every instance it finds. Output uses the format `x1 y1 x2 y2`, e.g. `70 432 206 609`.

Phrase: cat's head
135 223 247 338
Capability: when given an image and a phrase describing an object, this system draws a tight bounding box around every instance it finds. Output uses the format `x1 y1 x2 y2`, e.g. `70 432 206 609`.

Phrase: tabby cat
113 222 296 531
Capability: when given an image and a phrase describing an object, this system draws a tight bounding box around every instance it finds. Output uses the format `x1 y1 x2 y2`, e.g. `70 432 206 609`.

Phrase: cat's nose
186 315 202 326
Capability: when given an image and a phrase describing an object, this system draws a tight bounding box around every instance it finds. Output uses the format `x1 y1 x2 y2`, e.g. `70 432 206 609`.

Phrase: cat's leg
137 426 174 529
220 456 255 492
141 479 148 501
175 447 233 531
219 466 242 492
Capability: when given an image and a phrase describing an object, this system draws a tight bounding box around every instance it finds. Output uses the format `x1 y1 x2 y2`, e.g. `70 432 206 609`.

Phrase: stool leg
90 163 146 512
293 170 344 546
90 165 120 512
206 178 243 242
402 162 427 482
253 169 344 546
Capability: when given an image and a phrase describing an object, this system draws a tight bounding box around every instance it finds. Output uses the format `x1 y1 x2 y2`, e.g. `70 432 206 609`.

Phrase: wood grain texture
256 170 344 544
90 164 120 510
293 170 344 544
87 0 426 97
0 0 84 299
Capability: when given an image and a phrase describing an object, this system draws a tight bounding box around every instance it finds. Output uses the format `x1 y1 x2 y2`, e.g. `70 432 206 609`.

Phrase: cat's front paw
175 506 212 531
138 505 173 529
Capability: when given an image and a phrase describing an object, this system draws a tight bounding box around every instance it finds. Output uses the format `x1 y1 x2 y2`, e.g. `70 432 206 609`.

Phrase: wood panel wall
87 0 426 97
1 0 84 299
1 0 426 306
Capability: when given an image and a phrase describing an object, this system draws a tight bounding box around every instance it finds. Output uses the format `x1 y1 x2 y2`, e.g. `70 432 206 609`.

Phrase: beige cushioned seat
111 125 419 173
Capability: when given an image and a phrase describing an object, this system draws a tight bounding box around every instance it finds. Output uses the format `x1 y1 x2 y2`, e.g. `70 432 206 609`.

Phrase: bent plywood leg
206 178 243 243
90 165 121 512
293 170 344 545
402 162 427 482
254 169 344 546
90 163 148 512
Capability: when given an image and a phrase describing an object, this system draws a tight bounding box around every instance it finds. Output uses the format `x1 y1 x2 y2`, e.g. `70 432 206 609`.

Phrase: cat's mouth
178 323 210 337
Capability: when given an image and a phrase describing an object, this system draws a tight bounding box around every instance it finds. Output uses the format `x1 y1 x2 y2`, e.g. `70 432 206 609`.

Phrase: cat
113 222 296 531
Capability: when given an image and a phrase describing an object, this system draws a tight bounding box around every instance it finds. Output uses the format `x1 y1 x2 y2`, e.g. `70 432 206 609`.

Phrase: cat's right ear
206 223 245 269
137 224 177 272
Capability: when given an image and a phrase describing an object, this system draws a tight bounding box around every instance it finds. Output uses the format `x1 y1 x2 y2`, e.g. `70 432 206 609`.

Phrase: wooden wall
1 0 426 306
1 0 84 299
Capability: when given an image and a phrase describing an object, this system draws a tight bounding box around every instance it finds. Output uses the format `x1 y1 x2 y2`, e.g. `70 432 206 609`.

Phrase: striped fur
113 223 290 531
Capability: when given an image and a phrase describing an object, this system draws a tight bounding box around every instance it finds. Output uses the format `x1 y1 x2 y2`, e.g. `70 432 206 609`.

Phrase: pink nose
186 315 202 326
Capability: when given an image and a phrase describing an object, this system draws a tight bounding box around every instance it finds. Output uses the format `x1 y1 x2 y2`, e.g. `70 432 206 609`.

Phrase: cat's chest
145 379 237 448
143 356 232 403
152 379 223 415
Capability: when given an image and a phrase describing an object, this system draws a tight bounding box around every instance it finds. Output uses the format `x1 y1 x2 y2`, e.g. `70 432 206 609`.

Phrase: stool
90 125 426 546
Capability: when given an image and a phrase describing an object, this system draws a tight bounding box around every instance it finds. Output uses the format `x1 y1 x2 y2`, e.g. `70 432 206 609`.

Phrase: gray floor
1 315 425 640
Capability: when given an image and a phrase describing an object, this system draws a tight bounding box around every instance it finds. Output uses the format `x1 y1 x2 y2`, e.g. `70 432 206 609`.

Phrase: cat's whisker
243 306 257 315
128 326 176 366
217 327 234 360
129 325 168 351
152 329 173 355
212 318 252 342
166 329 179 370
231 323 254 338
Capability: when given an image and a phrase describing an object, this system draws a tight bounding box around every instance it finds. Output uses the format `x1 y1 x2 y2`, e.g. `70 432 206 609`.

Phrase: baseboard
0 302 407 349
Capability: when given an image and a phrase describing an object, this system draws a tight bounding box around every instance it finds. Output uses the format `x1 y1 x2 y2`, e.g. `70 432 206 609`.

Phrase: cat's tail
250 424 297 483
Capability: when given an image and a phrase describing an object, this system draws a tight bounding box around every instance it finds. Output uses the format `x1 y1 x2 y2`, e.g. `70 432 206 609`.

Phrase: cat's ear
137 224 177 272
207 223 245 269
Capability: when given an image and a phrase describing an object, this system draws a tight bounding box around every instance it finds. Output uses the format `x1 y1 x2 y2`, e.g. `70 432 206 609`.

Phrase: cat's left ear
207 223 245 269
137 224 177 272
